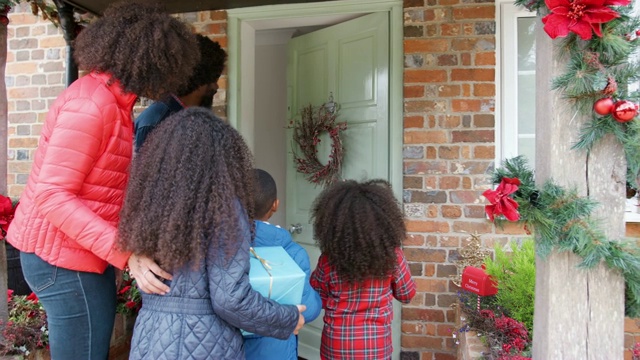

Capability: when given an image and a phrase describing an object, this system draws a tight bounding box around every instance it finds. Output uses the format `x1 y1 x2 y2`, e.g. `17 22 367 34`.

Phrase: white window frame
496 1 537 166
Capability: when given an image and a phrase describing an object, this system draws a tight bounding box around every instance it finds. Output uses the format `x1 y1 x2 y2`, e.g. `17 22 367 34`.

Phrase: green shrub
484 238 536 334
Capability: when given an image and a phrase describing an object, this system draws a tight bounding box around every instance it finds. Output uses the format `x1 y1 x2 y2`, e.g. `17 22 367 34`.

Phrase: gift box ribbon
250 247 273 299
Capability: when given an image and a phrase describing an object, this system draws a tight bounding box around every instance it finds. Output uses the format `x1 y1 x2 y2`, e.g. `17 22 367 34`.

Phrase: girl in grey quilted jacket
118 108 305 359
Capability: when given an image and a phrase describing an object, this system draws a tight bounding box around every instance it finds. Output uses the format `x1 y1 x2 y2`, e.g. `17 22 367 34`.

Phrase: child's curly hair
310 179 406 283
118 107 255 270
74 0 199 100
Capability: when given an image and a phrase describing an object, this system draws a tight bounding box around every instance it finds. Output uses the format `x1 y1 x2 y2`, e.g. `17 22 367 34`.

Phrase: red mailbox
461 266 497 296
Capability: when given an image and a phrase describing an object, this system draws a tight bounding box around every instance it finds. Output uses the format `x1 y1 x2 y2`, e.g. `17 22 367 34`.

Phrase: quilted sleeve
391 248 416 303
284 237 322 322
33 98 130 269
207 204 299 339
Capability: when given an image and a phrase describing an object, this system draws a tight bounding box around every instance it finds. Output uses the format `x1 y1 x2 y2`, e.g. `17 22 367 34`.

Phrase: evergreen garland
513 0 640 187
490 156 640 317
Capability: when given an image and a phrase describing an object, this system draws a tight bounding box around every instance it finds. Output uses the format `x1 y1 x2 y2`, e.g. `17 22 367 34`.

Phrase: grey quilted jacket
128 213 299 360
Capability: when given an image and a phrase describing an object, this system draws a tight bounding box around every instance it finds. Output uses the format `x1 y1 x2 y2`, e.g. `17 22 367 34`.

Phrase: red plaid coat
310 248 416 360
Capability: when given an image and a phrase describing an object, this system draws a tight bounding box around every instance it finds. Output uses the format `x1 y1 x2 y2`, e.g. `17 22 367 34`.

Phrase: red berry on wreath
636 29 640 37
611 100 639 123
593 97 614 116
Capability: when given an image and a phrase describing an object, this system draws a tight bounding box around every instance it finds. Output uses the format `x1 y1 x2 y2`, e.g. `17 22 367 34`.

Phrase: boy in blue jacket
244 169 322 360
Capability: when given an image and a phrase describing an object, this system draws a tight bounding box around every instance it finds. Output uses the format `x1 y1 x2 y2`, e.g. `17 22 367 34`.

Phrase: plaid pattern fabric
310 248 416 360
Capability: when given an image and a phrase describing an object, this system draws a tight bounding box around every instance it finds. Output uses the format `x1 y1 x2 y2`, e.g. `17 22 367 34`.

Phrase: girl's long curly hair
74 0 199 100
118 107 255 270
310 179 406 283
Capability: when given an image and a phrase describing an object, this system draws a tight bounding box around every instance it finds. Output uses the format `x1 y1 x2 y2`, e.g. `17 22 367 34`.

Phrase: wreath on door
290 103 347 187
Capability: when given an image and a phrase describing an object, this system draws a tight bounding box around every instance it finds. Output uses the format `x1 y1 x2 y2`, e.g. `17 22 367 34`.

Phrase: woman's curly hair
118 107 255 270
74 0 199 100
310 179 406 283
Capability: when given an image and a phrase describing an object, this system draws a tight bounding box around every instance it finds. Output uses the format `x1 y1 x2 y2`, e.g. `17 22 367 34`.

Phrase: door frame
227 1 405 358
227 0 403 198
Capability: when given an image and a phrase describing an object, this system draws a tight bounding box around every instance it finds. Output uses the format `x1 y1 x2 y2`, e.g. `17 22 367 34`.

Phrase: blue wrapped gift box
248 246 304 304
242 246 305 336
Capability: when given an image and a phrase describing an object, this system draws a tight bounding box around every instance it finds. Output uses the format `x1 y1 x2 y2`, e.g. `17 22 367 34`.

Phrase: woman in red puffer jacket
5 2 199 359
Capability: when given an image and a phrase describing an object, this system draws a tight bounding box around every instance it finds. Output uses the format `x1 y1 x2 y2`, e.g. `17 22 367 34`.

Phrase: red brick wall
6 3 67 197
401 0 497 357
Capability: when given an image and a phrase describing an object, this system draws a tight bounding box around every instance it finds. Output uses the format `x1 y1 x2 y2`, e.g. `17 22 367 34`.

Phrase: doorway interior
227 0 404 224
227 1 404 358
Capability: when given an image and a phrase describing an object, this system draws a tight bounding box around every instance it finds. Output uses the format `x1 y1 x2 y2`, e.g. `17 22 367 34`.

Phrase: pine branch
572 115 619 150
489 157 640 317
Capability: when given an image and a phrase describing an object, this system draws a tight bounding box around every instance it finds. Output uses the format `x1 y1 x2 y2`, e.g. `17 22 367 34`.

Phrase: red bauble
593 97 614 116
0 16 8 27
612 100 639 123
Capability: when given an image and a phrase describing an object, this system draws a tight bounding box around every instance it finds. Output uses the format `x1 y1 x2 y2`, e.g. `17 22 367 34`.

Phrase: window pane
517 18 536 72
517 16 536 162
518 136 536 165
518 73 536 134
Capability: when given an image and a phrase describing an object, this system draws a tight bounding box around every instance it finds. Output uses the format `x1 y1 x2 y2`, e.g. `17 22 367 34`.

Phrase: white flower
455 340 460 345
452 333 457 338
18 345 27 353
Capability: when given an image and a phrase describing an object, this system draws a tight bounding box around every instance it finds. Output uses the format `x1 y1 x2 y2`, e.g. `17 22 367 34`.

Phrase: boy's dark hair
74 0 199 100
310 179 406 283
253 169 277 219
176 35 227 97
118 107 255 270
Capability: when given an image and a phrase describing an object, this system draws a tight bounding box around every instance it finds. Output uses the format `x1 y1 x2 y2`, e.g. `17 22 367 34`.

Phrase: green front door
285 11 391 359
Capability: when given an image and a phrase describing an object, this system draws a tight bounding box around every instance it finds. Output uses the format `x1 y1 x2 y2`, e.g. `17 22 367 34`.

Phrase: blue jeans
20 252 116 360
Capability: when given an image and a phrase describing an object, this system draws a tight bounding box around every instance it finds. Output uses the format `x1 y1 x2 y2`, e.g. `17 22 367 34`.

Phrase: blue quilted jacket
129 210 300 360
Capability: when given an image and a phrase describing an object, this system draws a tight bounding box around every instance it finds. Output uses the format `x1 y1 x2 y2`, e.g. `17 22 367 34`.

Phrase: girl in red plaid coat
310 179 416 360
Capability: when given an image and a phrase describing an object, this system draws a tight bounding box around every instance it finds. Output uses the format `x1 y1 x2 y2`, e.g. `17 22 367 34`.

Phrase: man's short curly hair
176 35 227 97
118 108 255 270
74 1 199 100
310 179 406 283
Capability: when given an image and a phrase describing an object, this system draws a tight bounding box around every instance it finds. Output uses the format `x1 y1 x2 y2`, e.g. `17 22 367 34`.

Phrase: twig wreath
480 0 640 317
290 104 347 187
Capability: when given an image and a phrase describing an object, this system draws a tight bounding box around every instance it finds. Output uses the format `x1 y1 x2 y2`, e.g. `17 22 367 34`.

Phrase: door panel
286 11 389 360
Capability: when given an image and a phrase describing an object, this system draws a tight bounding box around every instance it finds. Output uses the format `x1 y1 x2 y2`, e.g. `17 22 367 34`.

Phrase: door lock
288 223 303 234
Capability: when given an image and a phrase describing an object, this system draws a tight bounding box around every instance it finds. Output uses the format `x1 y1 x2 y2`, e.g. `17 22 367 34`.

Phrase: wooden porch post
532 20 625 358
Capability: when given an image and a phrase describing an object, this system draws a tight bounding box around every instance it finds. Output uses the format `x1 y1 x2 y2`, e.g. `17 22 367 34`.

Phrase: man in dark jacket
134 34 227 151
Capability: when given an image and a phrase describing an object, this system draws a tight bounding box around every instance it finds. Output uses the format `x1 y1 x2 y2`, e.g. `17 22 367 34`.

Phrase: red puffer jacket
7 72 136 273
